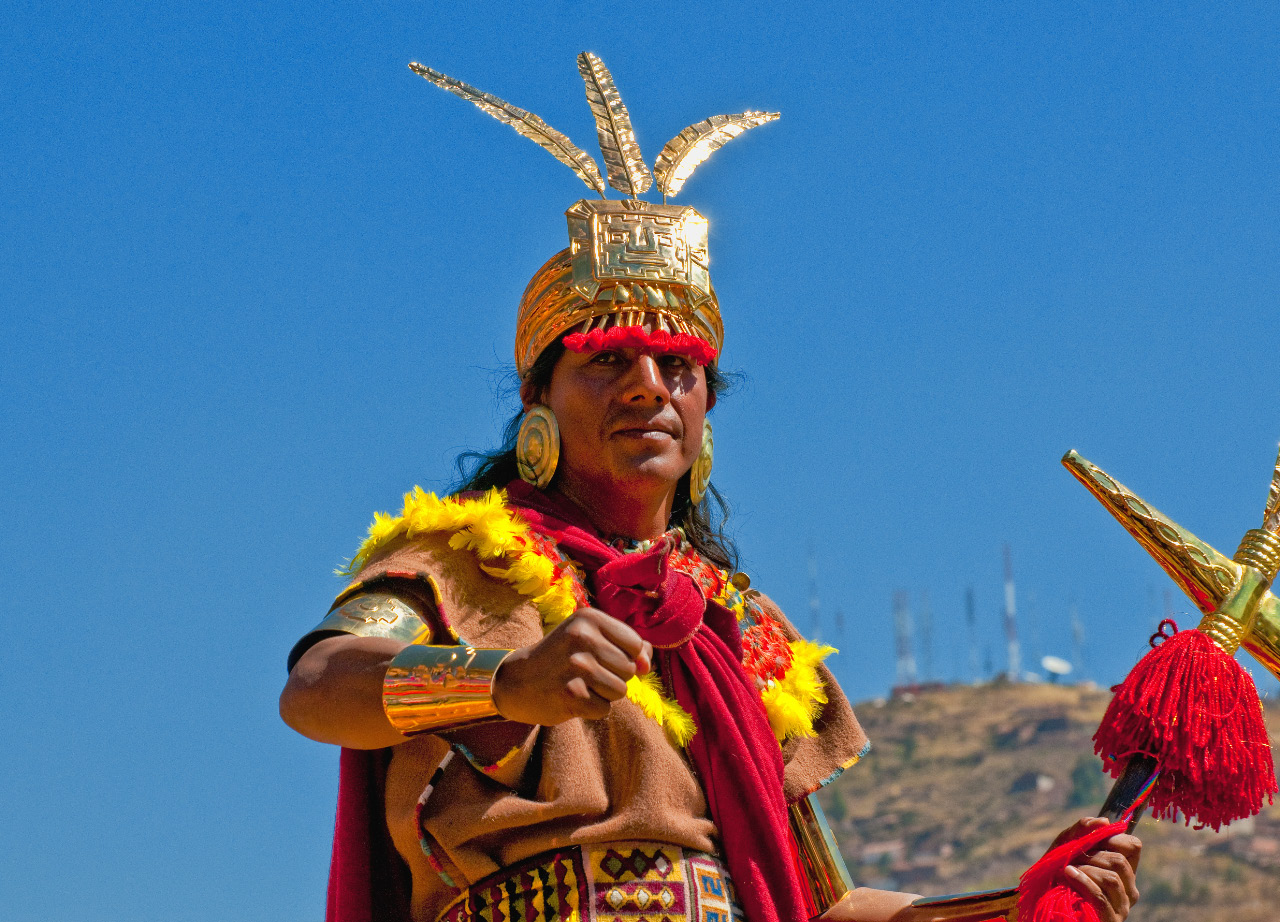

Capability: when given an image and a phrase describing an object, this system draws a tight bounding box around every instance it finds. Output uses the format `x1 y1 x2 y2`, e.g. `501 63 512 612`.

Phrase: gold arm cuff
383 645 511 736
788 793 855 912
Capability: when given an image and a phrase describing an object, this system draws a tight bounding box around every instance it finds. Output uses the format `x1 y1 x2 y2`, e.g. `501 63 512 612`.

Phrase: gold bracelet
382 645 511 736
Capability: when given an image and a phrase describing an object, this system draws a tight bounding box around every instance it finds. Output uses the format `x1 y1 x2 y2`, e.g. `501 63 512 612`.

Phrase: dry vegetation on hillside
818 682 1280 921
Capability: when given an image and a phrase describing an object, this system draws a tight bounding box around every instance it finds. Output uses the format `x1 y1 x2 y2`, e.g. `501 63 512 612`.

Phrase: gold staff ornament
1063 446 1280 833
1063 448 1280 680
905 447 1280 921
409 53 779 377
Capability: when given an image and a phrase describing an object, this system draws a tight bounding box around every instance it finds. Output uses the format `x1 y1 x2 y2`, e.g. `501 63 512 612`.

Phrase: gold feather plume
654 112 780 198
1265 444 1280 535
409 62 607 196
576 52 652 197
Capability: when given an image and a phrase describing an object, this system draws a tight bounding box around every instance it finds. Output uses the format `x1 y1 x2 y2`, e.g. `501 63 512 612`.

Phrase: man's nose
622 354 669 403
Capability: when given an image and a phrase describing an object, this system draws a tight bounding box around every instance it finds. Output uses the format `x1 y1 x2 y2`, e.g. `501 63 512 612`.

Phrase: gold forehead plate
567 200 711 305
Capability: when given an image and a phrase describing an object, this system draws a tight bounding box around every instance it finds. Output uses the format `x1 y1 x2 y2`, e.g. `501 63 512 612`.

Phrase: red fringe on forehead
561 326 719 366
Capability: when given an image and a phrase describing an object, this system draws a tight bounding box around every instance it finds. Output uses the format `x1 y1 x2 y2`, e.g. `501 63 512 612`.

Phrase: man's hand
493 607 653 726
1054 817 1142 922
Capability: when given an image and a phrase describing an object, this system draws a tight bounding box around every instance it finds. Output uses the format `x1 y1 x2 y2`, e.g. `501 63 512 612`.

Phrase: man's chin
610 455 690 488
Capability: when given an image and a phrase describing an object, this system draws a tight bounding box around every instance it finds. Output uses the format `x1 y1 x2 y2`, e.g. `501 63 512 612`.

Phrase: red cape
327 747 412 922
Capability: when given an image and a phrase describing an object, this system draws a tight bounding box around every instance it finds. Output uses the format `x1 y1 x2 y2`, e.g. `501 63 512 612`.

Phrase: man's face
538 345 714 501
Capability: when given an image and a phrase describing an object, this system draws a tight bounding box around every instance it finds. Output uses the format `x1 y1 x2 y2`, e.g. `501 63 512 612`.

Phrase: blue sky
4 2 1280 919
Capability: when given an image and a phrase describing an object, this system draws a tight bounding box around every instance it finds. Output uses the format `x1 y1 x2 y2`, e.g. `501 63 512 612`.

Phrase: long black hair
454 341 739 571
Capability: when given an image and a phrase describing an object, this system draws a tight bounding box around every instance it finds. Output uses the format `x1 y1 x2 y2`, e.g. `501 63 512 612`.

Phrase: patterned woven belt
437 841 743 922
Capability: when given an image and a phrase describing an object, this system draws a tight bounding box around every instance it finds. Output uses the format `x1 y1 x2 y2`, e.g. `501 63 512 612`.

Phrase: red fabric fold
328 748 374 922
505 480 808 922
327 747 410 922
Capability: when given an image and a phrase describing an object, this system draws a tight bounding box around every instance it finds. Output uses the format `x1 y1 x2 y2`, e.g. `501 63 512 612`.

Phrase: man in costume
281 54 1141 922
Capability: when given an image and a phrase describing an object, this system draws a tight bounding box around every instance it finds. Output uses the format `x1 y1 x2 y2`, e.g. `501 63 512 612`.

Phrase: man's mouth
612 420 679 439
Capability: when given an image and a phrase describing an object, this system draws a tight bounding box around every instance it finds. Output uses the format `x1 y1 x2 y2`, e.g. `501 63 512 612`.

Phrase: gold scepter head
1063 449 1280 678
1063 447 1280 830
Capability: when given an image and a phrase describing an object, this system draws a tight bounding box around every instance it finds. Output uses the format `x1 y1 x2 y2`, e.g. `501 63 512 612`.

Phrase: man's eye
589 351 621 365
658 353 692 371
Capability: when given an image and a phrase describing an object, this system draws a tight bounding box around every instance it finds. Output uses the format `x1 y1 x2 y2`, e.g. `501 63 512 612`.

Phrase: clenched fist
492 607 654 726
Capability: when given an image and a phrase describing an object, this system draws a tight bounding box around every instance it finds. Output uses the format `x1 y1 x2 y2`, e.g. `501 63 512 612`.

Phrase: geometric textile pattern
438 842 741 922
437 847 589 922
687 855 739 922
587 842 687 922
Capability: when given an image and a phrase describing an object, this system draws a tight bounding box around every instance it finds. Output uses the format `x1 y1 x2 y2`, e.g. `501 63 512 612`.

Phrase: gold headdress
410 53 778 376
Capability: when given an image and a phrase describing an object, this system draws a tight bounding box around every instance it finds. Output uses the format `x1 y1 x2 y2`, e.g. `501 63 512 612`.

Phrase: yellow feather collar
346 488 830 745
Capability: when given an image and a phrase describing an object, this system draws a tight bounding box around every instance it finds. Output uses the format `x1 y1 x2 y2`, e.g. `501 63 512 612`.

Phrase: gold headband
410 52 777 377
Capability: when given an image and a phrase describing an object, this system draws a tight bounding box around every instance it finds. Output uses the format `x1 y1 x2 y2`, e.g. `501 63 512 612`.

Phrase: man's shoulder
337 487 582 646
340 487 516 578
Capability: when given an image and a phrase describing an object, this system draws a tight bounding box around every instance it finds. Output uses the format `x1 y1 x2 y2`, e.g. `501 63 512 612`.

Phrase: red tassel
1093 626 1276 830
1017 819 1127 922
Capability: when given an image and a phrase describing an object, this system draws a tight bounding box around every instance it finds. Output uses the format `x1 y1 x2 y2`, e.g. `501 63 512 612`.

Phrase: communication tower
893 590 918 687
1070 601 1085 680
807 542 821 642
965 587 980 682
1003 543 1021 682
918 590 934 682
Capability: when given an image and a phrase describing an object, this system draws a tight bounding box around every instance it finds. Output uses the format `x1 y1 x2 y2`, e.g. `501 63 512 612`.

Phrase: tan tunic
349 533 868 922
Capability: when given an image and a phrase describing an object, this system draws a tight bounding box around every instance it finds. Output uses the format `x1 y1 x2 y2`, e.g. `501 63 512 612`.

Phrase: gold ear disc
516 405 560 488
689 419 714 505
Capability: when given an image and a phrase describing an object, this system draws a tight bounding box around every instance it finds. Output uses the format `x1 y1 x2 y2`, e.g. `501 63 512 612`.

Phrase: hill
818 681 1280 921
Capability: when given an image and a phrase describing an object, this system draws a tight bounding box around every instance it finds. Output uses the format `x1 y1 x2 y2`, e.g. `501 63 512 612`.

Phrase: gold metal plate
567 200 710 304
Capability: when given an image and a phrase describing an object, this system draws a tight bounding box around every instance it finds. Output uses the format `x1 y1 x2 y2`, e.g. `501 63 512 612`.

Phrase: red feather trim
562 326 719 365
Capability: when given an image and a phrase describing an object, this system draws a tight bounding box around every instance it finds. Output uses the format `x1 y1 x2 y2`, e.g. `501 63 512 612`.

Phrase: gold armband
288 591 433 672
319 592 432 645
382 645 512 736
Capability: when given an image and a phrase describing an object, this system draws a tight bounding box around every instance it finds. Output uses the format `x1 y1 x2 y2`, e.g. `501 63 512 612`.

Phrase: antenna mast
807 542 821 642
919 590 934 682
893 590 918 688
1003 543 1021 682
1070 600 1085 680
965 586 980 683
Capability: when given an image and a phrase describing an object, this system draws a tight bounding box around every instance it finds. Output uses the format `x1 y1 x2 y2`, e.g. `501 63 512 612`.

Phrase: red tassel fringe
1093 627 1276 830
562 326 719 365
1017 819 1128 922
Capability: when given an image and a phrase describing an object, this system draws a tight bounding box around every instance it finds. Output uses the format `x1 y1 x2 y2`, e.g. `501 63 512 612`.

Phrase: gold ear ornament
689 419 714 505
516 405 560 488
